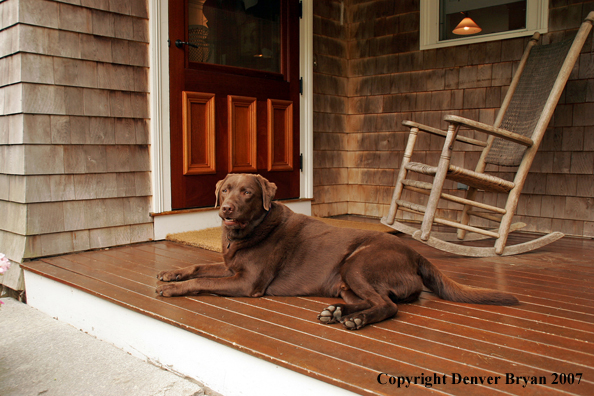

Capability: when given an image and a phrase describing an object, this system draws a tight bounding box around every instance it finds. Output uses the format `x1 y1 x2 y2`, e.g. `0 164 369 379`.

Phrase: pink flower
0 253 10 274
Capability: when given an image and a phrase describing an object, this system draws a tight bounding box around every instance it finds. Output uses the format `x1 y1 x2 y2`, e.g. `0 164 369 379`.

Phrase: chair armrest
402 120 488 147
444 115 533 147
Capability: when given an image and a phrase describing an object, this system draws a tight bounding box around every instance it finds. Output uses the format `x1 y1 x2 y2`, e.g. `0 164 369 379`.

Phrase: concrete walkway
0 298 218 396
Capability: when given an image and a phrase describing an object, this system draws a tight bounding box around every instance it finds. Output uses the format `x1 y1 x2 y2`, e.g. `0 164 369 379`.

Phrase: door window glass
188 0 281 73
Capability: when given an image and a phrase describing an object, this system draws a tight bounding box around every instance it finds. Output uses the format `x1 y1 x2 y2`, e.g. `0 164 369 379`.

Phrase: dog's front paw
157 270 182 282
318 305 342 324
156 283 180 297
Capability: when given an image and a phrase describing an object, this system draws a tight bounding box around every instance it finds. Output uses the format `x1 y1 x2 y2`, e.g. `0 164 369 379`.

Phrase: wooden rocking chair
381 12 594 257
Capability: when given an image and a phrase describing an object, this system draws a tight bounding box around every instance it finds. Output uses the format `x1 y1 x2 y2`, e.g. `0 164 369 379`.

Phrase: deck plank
24 262 391 396
22 234 594 395
36 252 526 394
246 296 594 379
287 296 594 375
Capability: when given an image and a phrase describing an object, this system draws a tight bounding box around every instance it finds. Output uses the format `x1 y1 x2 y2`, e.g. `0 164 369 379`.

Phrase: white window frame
420 0 548 50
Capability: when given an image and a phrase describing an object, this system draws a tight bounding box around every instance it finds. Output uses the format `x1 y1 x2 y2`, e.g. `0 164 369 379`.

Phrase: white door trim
299 0 314 200
149 0 172 214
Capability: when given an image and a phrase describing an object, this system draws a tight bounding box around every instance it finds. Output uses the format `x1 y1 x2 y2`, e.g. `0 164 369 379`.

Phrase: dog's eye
243 190 251 195
222 189 228 193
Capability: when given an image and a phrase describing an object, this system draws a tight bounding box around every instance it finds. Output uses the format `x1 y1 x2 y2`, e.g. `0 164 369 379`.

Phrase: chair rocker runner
381 12 594 257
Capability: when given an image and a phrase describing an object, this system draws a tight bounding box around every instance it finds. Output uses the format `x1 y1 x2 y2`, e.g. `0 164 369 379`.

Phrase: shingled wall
0 0 152 290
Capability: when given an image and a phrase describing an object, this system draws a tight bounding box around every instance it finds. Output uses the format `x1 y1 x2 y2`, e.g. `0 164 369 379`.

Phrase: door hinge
299 1 303 18
299 77 303 95
299 153 303 172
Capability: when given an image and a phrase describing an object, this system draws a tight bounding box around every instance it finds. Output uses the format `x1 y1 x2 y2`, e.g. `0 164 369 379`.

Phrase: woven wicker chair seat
405 162 515 193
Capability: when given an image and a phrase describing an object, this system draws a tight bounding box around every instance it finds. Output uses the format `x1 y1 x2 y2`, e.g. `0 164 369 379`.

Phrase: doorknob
175 40 199 49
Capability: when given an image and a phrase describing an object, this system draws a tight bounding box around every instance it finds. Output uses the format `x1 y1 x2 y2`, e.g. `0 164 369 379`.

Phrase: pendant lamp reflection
452 13 482 35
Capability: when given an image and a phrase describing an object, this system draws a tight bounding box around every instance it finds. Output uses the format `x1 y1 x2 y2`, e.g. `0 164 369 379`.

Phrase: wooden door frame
148 0 313 219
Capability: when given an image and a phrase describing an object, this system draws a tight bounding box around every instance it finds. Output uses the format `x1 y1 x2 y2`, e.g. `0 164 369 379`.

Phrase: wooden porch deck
21 233 594 395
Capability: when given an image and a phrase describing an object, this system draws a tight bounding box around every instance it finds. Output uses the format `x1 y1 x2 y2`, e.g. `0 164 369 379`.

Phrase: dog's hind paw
318 305 342 324
343 316 364 330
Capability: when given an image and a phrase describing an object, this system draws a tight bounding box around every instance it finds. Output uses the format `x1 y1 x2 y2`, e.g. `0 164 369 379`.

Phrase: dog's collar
226 208 271 249
262 206 271 221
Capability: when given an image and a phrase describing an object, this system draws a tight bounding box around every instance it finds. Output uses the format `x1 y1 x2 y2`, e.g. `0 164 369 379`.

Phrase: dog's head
215 174 277 236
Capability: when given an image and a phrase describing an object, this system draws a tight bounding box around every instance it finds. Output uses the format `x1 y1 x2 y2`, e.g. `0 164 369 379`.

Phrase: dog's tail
417 256 519 305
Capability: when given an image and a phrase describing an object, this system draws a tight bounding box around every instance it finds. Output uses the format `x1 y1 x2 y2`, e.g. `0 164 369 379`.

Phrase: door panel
170 0 300 209
228 95 257 173
182 91 216 175
267 98 293 172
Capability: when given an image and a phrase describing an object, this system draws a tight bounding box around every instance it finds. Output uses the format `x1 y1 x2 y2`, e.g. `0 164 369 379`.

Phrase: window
420 0 548 50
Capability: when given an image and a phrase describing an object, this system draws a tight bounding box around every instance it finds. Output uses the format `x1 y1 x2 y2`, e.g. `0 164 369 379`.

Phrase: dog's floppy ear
255 175 277 211
214 176 228 208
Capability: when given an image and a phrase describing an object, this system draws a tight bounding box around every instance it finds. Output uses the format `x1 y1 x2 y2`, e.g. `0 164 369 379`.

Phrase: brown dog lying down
157 173 518 330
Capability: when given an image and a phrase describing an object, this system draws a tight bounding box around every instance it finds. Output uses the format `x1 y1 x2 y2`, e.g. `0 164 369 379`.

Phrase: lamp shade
452 17 482 35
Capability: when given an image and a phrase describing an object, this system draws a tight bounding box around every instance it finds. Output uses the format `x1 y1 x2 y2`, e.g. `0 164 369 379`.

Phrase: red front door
169 0 301 209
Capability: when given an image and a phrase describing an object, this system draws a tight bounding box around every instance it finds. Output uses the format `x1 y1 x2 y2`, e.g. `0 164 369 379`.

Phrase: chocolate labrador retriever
157 173 518 330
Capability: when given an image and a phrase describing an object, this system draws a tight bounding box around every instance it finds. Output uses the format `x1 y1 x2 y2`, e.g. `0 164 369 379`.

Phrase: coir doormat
166 217 394 253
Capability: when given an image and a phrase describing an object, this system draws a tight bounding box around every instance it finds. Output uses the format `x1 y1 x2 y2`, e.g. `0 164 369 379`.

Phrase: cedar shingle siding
0 0 152 268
